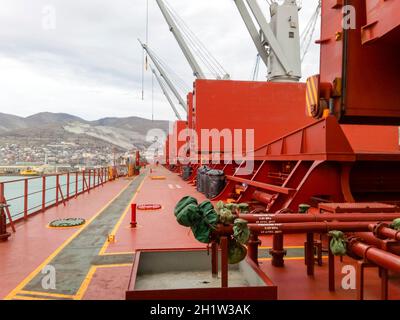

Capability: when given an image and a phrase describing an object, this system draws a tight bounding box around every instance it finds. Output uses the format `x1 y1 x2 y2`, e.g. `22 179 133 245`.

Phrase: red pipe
252 191 274 204
238 213 400 223
214 221 387 236
354 232 400 255
130 203 137 228
347 238 400 273
247 233 262 265
249 222 379 234
369 223 400 241
271 234 286 267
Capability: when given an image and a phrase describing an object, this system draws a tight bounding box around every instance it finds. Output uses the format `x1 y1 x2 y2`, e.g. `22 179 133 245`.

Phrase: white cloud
0 0 320 121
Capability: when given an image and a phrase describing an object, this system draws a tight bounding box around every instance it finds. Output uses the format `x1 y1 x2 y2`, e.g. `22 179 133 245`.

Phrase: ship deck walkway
1 165 400 300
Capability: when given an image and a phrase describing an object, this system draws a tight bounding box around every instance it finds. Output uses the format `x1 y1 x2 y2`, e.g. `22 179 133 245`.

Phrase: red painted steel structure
0 182 11 242
168 120 189 166
214 117 400 212
308 0 400 124
158 2 400 299
130 203 137 228
192 80 313 154
363 0 400 44
187 92 194 130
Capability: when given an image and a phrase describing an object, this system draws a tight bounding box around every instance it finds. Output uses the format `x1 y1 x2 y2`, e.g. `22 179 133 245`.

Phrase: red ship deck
1 166 400 300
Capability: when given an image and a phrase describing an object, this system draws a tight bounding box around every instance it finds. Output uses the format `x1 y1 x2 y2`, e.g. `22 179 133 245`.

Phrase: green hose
174 197 251 263
328 230 347 256
233 218 250 245
390 218 400 231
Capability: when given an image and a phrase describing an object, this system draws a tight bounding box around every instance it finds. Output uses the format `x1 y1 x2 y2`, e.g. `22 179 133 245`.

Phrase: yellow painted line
309 77 318 104
74 263 132 300
100 251 135 256
73 266 96 300
19 290 74 299
259 256 329 261
14 295 54 301
99 176 146 256
306 80 316 106
306 90 312 116
96 263 132 268
46 223 86 230
3 179 132 301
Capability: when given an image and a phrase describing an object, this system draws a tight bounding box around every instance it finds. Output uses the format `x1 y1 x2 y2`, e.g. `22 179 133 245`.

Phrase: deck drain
49 218 86 228
137 204 162 211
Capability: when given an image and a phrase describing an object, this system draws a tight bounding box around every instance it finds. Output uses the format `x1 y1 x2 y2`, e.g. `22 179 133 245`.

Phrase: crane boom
234 0 302 82
150 65 182 120
234 0 269 68
139 39 187 112
155 0 206 79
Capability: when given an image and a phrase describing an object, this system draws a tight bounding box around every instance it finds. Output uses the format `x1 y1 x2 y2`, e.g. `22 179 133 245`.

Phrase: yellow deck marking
100 251 135 256
259 246 304 250
4 179 133 301
259 256 328 261
98 176 146 256
14 295 54 301
19 290 75 299
73 174 147 298
74 263 132 300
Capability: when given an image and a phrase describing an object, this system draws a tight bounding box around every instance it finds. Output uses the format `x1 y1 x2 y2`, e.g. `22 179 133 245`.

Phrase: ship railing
0 168 111 227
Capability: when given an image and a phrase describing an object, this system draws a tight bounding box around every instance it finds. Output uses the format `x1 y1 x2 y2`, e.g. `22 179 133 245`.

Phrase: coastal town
0 141 125 175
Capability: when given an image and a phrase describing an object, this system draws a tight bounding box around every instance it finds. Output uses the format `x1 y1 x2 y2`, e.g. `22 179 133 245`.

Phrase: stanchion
130 203 137 228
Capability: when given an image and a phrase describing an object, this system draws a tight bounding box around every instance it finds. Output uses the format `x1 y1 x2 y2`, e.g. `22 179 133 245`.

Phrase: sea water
0 175 93 220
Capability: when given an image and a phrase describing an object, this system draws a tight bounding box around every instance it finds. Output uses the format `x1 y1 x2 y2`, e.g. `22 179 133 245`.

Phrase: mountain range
0 112 170 150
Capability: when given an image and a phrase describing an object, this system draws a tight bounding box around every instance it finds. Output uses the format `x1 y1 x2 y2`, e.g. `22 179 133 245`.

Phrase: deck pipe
214 220 393 268
354 232 400 255
252 190 276 204
369 222 400 241
347 237 400 274
237 213 400 267
248 222 377 234
237 213 400 224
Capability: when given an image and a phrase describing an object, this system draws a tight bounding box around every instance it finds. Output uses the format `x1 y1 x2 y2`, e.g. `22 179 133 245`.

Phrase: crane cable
141 0 149 100
300 0 321 62
146 45 191 94
151 69 154 121
164 0 229 79
251 54 261 81
165 2 223 78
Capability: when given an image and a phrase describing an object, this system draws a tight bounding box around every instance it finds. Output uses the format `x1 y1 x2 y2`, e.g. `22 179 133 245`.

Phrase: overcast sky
0 0 320 121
